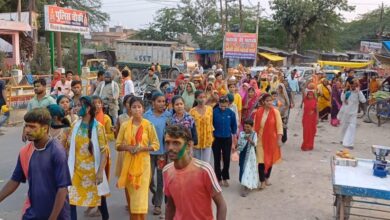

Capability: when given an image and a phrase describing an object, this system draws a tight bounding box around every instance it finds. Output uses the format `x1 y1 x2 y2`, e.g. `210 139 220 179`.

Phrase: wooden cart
331 157 390 219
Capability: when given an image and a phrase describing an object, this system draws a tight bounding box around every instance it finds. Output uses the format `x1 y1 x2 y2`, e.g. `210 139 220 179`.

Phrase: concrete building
86 25 137 49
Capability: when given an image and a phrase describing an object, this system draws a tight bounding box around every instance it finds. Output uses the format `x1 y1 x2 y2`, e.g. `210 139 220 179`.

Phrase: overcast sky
102 0 387 29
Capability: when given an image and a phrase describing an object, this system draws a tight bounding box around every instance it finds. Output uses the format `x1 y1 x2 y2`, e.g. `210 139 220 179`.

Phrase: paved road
1 103 390 219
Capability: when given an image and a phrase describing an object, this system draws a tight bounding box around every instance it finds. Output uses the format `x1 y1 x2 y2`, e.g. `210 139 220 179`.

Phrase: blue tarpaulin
383 41 390 51
195 50 220 55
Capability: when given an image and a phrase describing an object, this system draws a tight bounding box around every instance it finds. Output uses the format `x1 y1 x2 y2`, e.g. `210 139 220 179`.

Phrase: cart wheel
367 104 378 124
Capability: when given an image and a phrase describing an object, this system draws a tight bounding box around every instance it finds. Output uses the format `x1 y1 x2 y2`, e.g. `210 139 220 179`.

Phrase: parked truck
116 40 198 81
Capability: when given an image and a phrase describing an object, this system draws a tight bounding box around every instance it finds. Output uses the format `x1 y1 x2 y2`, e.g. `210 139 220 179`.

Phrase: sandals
84 208 101 217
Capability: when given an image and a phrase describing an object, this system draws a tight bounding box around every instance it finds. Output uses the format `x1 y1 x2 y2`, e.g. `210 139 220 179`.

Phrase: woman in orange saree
301 91 317 151
253 94 283 189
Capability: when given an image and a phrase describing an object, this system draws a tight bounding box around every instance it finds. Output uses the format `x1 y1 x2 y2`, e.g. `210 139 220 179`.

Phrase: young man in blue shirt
0 108 71 220
212 95 237 187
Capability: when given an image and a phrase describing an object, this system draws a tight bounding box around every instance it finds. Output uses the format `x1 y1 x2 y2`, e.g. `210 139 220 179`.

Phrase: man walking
339 79 366 149
212 96 237 187
0 108 71 220
27 79 56 111
163 124 227 220
94 71 120 123
51 73 72 97
71 80 82 107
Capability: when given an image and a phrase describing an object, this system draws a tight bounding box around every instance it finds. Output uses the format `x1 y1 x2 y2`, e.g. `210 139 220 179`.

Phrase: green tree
179 0 219 48
338 6 390 50
30 42 51 74
270 0 354 51
133 8 184 41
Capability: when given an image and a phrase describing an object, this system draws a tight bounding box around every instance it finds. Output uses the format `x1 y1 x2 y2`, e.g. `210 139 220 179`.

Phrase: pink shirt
163 158 222 220
51 80 72 96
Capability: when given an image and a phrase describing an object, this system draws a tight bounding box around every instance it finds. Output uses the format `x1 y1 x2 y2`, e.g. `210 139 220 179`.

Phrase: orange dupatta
96 111 104 125
117 120 144 190
254 107 281 174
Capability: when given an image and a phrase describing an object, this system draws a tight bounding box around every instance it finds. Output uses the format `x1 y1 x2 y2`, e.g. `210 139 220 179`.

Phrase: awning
383 41 390 51
318 60 373 68
258 52 285 61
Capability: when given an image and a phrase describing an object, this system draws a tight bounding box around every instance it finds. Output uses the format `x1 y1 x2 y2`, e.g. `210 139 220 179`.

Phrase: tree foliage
270 0 354 51
338 6 390 50
30 42 51 74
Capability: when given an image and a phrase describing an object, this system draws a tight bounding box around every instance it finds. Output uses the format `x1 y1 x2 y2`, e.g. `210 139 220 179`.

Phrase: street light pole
253 1 260 67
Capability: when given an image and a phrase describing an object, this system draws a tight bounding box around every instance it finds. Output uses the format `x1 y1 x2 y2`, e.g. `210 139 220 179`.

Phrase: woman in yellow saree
116 97 159 220
317 79 332 121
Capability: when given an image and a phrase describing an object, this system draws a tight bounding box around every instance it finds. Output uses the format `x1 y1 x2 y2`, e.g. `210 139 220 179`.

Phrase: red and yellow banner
44 5 89 34
223 32 258 60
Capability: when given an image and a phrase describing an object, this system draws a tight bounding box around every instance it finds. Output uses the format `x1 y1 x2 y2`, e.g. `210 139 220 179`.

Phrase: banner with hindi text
223 32 258 60
44 5 89 34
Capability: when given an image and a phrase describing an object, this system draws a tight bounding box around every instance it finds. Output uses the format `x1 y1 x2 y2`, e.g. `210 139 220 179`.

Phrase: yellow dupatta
117 119 145 190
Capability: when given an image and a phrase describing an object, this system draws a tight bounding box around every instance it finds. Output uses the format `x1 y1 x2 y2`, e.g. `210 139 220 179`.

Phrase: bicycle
367 95 390 127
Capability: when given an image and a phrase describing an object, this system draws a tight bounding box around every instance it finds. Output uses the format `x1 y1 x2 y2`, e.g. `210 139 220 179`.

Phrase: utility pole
253 1 260 67
378 2 385 41
219 0 224 34
55 0 62 68
225 0 228 32
17 0 21 22
239 0 243 32
29 0 37 55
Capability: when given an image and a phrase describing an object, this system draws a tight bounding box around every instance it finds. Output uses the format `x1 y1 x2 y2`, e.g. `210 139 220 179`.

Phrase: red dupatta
254 107 281 174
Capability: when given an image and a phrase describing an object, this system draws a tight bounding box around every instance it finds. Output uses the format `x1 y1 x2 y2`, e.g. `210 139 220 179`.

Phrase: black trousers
70 196 109 220
258 163 272 182
212 137 232 181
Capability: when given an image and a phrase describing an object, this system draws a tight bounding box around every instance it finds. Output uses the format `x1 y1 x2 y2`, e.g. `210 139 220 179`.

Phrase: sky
102 0 387 30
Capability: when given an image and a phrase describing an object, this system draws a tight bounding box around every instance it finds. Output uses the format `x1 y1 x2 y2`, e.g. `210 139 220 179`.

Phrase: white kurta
337 90 366 147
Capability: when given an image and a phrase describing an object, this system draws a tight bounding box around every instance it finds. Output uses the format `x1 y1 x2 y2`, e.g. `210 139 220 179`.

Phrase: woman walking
92 96 115 142
317 79 331 121
182 82 196 111
242 87 259 123
113 94 133 210
47 104 71 145
253 94 283 190
66 96 110 220
331 79 342 126
237 119 259 197
189 90 214 163
276 84 290 143
57 95 78 124
301 91 317 151
116 97 159 220
169 96 198 146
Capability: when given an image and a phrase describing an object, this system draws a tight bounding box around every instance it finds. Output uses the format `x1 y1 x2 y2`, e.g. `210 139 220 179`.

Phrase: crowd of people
0 63 388 220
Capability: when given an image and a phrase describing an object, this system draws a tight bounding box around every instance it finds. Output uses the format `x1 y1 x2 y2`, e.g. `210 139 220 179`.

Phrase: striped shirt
163 158 222 220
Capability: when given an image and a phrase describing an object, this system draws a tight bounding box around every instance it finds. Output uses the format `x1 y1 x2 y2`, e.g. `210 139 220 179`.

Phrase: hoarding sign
44 5 89 34
223 32 257 59
360 41 382 53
